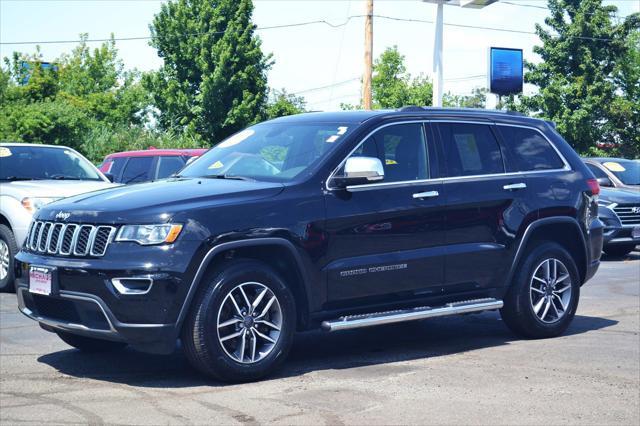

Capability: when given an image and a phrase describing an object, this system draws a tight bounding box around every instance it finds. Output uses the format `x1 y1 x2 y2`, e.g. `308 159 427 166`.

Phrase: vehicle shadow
37 312 617 388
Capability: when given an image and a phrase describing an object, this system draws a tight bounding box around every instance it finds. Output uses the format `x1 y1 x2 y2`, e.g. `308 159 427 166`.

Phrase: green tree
508 0 639 156
264 89 306 120
146 0 271 144
443 87 487 109
371 46 433 109
0 37 150 153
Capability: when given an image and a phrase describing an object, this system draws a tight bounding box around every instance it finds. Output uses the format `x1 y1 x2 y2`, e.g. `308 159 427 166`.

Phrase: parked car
14 108 603 382
0 143 116 291
596 187 640 257
99 148 208 184
583 158 639 191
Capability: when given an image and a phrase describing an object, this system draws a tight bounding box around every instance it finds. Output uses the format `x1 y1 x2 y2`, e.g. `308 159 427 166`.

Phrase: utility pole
362 0 373 109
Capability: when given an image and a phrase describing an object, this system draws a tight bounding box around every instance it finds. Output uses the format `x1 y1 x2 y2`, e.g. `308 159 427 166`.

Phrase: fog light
111 277 153 295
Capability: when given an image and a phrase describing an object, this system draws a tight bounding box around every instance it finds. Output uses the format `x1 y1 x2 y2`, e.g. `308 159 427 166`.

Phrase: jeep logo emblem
55 211 71 221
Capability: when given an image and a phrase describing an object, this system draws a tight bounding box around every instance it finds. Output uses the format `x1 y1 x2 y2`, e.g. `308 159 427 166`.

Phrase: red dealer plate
29 266 53 296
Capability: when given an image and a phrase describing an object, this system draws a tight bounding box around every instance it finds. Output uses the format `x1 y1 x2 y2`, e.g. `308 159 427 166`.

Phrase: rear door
435 121 530 292
324 122 445 305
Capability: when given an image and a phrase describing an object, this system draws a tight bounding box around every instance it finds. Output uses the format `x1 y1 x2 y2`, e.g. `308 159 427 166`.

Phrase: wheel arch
506 217 589 288
175 238 312 332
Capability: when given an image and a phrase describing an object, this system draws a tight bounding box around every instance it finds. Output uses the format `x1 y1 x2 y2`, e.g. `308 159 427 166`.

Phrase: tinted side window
121 157 154 184
156 156 186 179
499 126 564 171
109 158 126 181
586 163 608 179
347 123 429 183
438 123 504 177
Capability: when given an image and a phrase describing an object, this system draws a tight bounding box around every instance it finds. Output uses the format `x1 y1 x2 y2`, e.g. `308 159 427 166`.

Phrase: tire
500 242 580 339
603 244 635 258
0 224 18 293
56 330 127 352
181 259 296 383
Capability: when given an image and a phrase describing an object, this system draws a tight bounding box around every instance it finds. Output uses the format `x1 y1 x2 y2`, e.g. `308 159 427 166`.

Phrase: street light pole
432 3 444 107
422 1 499 108
362 0 374 110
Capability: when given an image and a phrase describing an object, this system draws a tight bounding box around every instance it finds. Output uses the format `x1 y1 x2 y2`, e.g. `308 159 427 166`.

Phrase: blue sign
489 47 523 96
20 61 58 85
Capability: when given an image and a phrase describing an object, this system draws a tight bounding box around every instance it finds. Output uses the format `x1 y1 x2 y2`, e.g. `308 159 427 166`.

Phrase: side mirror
104 173 115 183
331 156 384 189
596 177 612 187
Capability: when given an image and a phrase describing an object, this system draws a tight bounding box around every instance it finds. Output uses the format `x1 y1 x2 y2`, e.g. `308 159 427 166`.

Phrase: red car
99 148 208 184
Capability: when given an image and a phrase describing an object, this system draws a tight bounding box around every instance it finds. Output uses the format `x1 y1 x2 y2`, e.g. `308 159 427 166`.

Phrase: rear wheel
181 259 296 383
0 225 18 292
56 331 127 352
603 244 635 258
501 242 580 339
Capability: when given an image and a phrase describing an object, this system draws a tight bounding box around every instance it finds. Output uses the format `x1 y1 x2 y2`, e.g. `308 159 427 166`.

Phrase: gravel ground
1 252 638 425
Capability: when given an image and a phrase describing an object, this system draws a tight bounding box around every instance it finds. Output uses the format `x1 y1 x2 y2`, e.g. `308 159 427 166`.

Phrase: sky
1 0 639 111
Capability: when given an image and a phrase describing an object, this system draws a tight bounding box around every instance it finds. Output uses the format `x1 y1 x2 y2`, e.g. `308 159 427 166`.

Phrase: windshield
0 145 103 181
179 122 354 182
600 159 640 185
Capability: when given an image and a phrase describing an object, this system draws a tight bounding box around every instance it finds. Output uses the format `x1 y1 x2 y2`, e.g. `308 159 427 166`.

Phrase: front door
324 122 445 305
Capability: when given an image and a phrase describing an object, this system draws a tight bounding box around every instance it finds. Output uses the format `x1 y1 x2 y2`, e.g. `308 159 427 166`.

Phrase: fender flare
505 217 588 287
175 237 312 329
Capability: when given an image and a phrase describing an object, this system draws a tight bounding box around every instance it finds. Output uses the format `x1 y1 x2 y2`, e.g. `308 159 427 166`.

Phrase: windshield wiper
205 174 255 181
2 176 40 181
50 175 83 180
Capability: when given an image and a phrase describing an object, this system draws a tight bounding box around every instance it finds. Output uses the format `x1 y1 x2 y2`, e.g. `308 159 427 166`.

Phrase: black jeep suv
15 108 603 382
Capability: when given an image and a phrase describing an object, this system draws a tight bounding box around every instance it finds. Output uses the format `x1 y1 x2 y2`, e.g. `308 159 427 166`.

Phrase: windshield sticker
603 161 626 172
326 135 340 143
208 160 224 169
0 147 12 157
218 129 255 148
337 126 348 135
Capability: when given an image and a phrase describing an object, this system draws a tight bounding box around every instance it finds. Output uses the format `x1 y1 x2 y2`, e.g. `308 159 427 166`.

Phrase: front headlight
115 224 183 245
21 197 62 214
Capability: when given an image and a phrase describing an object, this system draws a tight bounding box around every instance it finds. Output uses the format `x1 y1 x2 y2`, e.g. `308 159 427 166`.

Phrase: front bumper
16 285 178 353
14 241 205 354
602 226 640 247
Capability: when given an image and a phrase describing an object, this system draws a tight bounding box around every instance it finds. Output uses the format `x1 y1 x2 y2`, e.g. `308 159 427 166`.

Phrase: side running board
321 298 503 332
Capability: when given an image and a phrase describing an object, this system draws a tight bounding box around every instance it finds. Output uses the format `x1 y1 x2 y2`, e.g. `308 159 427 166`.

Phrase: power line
0 13 625 46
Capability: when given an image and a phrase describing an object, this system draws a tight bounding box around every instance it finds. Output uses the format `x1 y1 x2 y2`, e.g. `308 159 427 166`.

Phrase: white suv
0 143 117 290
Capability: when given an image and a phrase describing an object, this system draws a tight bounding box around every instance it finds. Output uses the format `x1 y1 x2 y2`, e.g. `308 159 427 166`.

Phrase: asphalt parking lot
1 252 638 425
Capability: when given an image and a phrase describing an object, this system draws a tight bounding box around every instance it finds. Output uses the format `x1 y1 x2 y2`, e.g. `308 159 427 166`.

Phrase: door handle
413 191 439 199
503 183 527 191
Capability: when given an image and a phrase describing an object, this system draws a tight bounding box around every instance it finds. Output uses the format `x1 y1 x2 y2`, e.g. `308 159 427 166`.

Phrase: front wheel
0 224 18 292
181 259 296 383
501 242 580 339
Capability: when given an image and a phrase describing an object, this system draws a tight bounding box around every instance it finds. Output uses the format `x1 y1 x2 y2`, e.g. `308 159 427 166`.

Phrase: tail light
586 178 600 196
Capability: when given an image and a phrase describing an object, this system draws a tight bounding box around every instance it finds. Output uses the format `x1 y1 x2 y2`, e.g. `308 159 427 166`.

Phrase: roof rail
397 106 425 112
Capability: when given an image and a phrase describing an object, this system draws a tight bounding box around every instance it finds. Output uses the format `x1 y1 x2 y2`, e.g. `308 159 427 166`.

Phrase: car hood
36 177 285 224
1 180 117 199
599 187 640 204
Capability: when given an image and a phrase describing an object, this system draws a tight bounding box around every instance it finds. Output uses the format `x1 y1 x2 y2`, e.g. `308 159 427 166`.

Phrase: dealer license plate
633 226 640 239
29 266 53 295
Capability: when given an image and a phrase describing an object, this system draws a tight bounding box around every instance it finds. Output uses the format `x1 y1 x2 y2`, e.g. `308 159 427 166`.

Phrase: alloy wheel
529 258 572 324
216 282 283 364
0 239 9 281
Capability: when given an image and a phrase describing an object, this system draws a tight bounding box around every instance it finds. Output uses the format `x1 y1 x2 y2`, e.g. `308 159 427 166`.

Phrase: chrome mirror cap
344 157 385 182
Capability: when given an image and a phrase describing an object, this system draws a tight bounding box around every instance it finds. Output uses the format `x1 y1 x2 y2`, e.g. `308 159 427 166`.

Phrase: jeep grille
26 221 116 257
